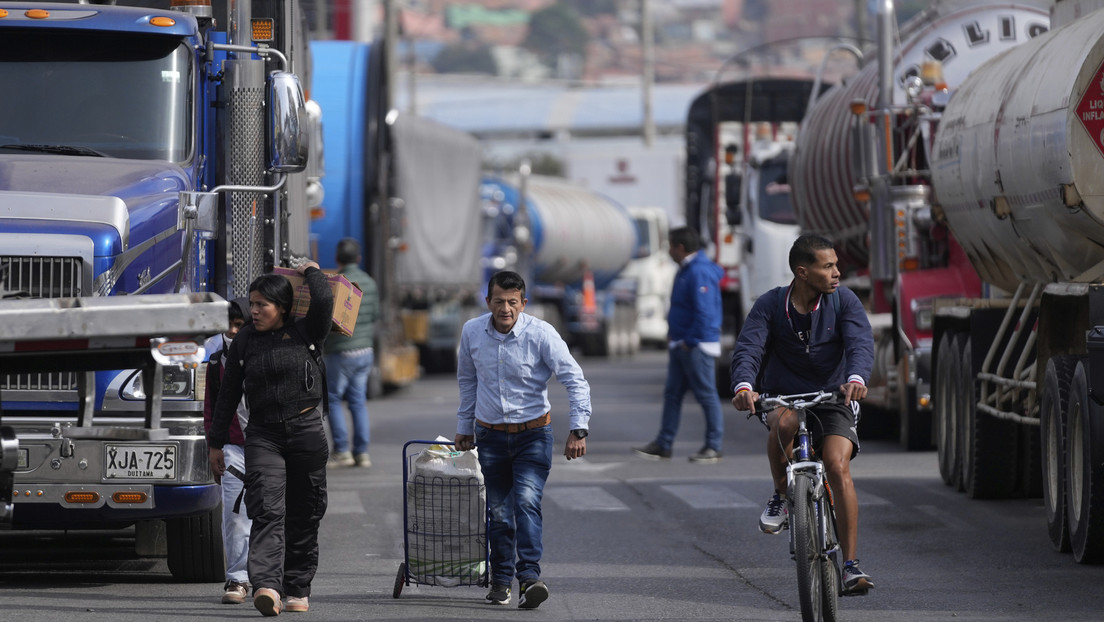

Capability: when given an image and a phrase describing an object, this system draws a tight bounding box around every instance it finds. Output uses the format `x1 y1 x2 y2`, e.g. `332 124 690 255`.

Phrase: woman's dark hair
249 273 294 321
487 270 526 298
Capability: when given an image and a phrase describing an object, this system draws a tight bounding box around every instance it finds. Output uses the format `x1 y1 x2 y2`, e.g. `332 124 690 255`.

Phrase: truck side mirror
266 71 309 173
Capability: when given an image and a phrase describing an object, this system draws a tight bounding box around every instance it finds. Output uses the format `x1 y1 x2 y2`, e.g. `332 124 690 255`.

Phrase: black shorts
759 401 862 459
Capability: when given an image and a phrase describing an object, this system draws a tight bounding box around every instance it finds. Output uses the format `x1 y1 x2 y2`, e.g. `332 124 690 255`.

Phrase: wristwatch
571 429 588 439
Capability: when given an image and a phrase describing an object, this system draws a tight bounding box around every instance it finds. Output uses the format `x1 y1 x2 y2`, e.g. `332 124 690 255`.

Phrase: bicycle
755 390 843 622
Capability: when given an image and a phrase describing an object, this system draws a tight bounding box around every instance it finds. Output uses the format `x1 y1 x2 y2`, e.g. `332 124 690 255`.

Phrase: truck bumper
9 483 220 529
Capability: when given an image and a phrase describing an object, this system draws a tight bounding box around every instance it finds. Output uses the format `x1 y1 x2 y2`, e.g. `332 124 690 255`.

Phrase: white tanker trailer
481 173 642 357
929 4 1104 564
790 2 1049 450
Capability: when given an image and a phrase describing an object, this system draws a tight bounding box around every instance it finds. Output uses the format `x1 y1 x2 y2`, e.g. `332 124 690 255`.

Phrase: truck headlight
910 297 934 332
119 365 196 400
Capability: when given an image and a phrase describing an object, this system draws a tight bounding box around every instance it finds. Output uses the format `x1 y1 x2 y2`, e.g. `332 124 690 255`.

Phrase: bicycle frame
760 391 842 622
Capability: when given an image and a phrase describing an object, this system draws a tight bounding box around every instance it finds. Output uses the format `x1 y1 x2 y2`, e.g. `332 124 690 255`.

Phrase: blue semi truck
0 0 319 581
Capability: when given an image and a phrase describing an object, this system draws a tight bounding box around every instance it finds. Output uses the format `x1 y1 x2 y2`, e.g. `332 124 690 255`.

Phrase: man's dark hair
336 237 360 266
487 270 526 298
789 234 835 272
250 273 294 321
669 226 701 253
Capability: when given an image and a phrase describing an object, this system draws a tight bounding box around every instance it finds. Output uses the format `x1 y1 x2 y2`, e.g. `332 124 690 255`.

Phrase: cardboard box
273 267 363 336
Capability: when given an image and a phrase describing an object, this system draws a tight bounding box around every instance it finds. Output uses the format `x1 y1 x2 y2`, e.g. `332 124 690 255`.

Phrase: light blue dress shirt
456 312 592 436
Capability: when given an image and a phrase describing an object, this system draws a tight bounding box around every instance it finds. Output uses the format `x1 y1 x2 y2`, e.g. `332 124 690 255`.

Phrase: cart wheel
393 562 406 598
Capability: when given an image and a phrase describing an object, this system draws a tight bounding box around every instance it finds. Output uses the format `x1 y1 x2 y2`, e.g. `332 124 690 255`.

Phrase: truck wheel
960 337 1018 499
935 333 961 488
1042 355 1076 552
166 505 225 582
1066 360 1104 563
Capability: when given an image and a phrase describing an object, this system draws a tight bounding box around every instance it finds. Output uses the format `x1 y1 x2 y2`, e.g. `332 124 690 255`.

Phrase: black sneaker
842 559 873 594
486 583 511 606
688 447 723 463
759 493 788 534
633 441 672 460
518 579 549 609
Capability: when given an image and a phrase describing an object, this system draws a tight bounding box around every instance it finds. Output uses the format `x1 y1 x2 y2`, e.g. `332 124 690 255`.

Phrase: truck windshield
0 29 191 162
758 160 796 225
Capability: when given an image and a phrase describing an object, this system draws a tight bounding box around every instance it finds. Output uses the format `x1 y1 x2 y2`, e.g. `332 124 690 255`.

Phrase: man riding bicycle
730 234 875 594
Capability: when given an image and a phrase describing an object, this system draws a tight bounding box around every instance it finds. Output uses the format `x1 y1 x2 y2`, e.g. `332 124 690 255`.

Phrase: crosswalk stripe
661 484 758 509
327 490 366 514
545 486 629 511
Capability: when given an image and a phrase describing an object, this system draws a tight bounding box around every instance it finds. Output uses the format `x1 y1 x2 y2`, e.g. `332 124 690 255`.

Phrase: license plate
104 444 177 479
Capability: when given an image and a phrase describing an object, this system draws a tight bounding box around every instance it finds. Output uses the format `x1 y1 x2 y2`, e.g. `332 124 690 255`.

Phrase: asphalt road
1 349 1102 621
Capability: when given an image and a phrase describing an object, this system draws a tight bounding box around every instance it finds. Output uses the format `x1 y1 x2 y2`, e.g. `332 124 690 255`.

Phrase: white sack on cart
406 439 487 586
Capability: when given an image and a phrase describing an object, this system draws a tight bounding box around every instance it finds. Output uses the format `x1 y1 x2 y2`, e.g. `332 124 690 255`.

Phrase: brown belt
476 411 551 433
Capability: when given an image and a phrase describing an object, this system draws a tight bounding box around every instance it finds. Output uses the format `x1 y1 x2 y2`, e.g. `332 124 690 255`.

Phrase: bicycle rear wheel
792 473 823 622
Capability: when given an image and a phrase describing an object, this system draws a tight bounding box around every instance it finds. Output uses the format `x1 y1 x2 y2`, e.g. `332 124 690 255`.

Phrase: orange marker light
64 491 101 504
150 16 176 27
25 9 49 19
112 491 149 504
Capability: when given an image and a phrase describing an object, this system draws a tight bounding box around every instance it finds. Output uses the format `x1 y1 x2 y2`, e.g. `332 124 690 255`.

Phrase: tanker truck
0 0 319 580
927 0 1104 564
481 171 641 357
790 2 1049 449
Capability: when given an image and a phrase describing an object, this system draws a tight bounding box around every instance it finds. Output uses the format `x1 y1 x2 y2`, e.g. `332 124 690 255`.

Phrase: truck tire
1066 360 1104 563
1041 355 1076 552
959 337 1018 499
166 505 225 582
935 332 961 488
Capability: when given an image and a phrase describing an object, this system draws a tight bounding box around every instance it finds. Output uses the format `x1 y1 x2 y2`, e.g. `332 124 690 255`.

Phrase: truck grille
1 255 83 391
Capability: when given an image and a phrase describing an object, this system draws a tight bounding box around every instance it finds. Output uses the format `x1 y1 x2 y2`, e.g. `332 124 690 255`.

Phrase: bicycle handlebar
754 390 841 413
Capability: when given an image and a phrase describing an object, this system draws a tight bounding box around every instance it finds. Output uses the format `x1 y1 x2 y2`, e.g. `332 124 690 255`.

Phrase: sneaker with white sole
842 559 873 594
253 587 282 616
486 583 511 606
518 579 549 609
328 451 355 468
221 580 249 604
286 596 309 612
759 493 788 534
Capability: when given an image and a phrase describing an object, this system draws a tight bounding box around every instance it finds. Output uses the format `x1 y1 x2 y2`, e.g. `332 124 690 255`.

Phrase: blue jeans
324 349 373 454
474 424 553 586
221 443 252 584
656 345 724 451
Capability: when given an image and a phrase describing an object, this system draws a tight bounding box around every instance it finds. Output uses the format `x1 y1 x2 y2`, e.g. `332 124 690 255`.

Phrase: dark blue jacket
730 282 873 394
667 251 723 347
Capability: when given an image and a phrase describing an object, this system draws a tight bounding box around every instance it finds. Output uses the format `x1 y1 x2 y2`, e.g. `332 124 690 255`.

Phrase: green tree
432 42 498 75
522 4 588 70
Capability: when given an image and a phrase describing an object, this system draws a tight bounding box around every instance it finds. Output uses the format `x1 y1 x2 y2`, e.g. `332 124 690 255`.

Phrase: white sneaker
759 493 788 534
328 451 355 468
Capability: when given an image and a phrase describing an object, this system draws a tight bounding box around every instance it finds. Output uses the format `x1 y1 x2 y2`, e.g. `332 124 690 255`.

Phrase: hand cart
393 440 490 598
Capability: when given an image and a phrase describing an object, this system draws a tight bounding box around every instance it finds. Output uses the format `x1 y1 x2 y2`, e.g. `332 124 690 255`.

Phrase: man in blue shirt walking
634 226 726 463
454 270 592 610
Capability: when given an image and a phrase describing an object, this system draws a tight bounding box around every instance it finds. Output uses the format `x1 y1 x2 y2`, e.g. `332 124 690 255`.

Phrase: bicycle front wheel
792 473 823 622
